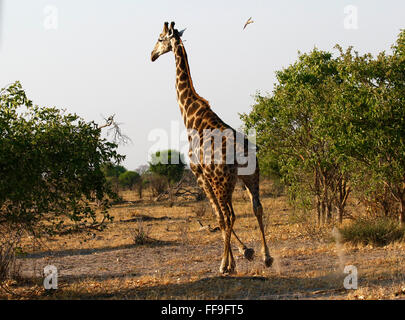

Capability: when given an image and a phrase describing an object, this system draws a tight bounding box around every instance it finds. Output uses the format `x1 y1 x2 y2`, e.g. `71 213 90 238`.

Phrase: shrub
339 218 405 246
119 171 141 190
149 150 186 185
130 219 152 245
194 203 208 218
0 226 22 283
146 173 168 197
0 82 123 234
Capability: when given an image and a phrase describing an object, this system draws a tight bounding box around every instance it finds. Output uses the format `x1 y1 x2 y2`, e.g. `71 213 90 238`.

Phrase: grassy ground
1 181 405 300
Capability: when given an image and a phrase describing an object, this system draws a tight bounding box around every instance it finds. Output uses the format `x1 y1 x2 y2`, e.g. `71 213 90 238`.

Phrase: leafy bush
101 163 127 193
339 218 405 246
149 150 186 185
145 173 168 197
119 171 141 190
0 225 22 283
0 82 124 234
241 30 405 225
101 163 127 178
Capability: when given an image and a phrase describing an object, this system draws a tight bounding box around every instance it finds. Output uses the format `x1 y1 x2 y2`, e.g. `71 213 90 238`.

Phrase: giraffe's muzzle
151 51 159 62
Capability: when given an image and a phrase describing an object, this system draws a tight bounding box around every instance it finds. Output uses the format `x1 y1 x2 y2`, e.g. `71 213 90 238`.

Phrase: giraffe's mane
178 39 211 108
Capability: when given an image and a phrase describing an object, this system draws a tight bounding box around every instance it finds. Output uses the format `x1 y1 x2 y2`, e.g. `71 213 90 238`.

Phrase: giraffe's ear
178 28 187 38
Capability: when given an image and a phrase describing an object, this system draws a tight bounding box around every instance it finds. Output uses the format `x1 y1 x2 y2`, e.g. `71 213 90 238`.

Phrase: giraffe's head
151 21 185 62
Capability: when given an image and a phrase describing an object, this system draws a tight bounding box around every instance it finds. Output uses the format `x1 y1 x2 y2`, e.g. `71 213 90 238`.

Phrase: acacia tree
102 163 127 178
242 30 404 225
149 150 186 185
118 171 140 190
101 162 127 193
118 170 144 198
328 30 405 224
0 82 124 234
241 49 350 225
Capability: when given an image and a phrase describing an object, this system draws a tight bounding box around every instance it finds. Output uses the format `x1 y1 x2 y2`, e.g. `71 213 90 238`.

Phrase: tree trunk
137 183 143 199
326 202 333 223
336 179 350 225
337 206 343 224
400 196 405 226
321 201 326 225
314 168 322 226
323 184 331 224
390 183 405 226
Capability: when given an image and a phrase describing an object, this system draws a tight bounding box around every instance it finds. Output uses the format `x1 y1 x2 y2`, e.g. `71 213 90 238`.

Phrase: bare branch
98 114 132 145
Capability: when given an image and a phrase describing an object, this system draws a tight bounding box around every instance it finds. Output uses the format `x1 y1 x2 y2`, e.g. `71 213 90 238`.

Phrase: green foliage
101 163 127 194
328 31 405 223
148 150 186 185
241 48 345 223
118 171 141 190
0 82 124 234
241 30 405 225
339 218 405 246
144 172 168 197
102 163 127 178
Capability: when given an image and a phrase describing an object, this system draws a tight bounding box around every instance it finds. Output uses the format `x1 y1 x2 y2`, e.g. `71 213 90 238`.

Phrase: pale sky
0 0 404 170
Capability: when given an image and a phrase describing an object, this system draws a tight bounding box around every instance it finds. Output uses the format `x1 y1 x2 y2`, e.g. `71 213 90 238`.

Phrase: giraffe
151 21 273 274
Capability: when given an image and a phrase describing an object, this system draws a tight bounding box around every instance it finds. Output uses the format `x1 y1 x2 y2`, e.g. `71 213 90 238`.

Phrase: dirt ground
2 181 405 300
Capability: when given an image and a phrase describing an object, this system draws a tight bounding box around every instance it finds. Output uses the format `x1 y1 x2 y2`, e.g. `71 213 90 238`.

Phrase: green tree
119 171 141 190
242 30 405 226
241 49 349 225
143 172 168 197
102 162 127 178
101 162 127 193
328 30 405 224
0 82 124 234
148 150 186 185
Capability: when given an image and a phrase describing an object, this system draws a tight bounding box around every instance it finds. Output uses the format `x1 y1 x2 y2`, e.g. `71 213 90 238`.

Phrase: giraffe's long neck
173 40 210 129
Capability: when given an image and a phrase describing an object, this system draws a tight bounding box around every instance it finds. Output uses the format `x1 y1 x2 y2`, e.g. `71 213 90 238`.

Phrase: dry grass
0 226 23 284
1 180 404 300
339 217 405 246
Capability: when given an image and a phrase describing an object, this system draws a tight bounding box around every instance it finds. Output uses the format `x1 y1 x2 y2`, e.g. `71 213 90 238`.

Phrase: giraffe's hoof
264 256 274 268
220 264 236 275
223 267 236 275
243 248 255 261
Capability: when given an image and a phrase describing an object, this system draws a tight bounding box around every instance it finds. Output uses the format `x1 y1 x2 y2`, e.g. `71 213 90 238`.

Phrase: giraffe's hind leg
241 171 273 268
228 203 255 261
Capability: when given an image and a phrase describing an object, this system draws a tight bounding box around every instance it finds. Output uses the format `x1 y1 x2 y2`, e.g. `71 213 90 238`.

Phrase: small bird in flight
243 17 254 30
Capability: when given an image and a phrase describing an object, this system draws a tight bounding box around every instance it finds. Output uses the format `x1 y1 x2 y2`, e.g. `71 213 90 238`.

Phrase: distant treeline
103 149 186 198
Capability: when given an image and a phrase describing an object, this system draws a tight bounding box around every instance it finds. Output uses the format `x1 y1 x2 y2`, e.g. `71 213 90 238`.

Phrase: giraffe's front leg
219 200 237 275
213 205 232 274
228 245 236 273
220 226 235 274
220 245 230 274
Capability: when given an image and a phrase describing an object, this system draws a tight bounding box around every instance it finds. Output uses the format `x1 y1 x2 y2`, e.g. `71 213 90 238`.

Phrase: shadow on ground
54 274 349 300
19 240 180 260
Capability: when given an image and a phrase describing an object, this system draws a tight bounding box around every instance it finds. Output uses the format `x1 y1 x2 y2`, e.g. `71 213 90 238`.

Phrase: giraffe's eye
158 39 163 42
